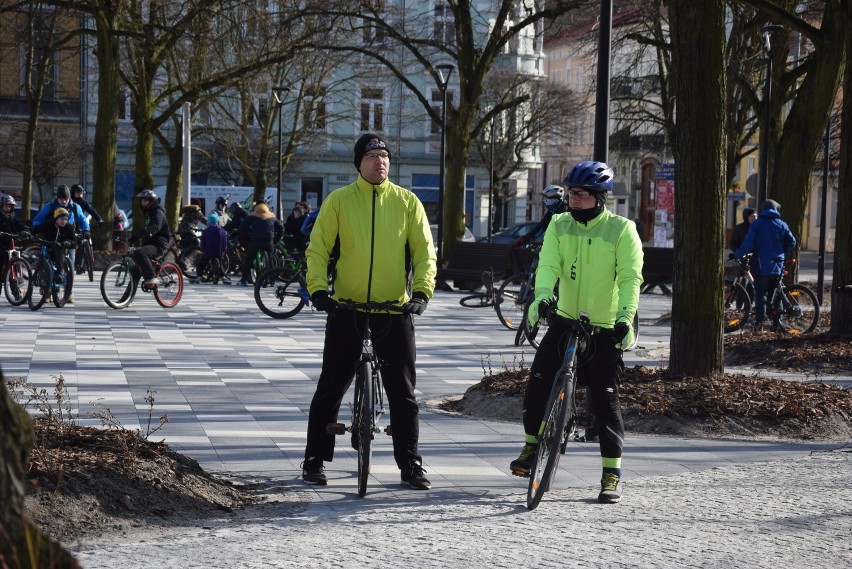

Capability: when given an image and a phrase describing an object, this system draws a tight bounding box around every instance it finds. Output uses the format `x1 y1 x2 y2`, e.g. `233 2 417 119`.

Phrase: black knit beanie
353 134 391 169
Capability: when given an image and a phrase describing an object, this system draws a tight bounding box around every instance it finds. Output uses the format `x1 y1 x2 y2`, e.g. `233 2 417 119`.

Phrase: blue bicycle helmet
563 161 615 193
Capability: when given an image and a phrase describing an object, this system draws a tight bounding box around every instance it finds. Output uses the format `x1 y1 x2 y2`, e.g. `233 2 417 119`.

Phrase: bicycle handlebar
337 298 406 313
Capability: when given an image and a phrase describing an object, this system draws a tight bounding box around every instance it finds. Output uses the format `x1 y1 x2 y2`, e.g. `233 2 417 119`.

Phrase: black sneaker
509 443 538 477
301 457 327 485
401 460 431 490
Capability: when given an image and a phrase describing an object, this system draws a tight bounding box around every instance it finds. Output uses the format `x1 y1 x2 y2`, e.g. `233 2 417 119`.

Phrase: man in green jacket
302 133 437 489
509 160 643 504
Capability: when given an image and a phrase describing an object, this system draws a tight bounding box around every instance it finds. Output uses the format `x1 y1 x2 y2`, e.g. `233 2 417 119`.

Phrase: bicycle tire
776 283 819 334
221 253 230 275
527 369 575 510
154 263 184 308
253 267 306 319
3 258 31 306
101 261 137 309
459 292 493 308
28 261 51 311
82 239 95 282
522 297 549 350
723 279 751 333
496 276 527 330
355 361 374 497
52 257 74 308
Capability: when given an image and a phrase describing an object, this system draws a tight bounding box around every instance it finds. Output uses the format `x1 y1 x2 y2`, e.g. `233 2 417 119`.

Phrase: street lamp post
488 116 495 243
593 0 613 162
435 63 454 266
272 86 291 221
758 25 783 207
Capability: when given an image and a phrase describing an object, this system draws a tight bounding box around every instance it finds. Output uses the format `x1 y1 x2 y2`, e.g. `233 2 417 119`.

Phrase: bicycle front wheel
28 261 51 311
254 267 306 319
459 292 492 308
723 280 751 333
527 370 575 510
354 361 374 497
3 258 31 306
777 284 819 334
81 239 95 282
154 263 184 308
496 276 526 330
52 257 74 308
101 261 137 309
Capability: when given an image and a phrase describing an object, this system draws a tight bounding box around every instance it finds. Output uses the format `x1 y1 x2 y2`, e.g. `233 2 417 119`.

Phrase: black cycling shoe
401 460 431 490
301 457 327 485
510 443 538 477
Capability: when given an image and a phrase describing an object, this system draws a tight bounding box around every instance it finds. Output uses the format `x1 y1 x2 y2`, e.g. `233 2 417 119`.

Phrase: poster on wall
654 164 675 247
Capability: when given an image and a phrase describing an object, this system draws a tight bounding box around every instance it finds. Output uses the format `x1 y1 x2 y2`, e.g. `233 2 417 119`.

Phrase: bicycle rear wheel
154 263 184 307
496 276 526 330
52 258 74 308
28 261 51 311
3 258 31 306
776 284 819 334
253 267 306 319
723 280 751 333
101 261 137 309
354 361 374 497
527 370 575 510
459 292 492 308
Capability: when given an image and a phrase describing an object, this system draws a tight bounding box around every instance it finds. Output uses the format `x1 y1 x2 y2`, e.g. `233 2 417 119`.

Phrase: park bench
437 241 515 291
641 246 674 295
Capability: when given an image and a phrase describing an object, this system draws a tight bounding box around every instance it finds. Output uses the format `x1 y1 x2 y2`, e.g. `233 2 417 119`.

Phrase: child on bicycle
31 208 76 284
194 221 229 283
236 202 284 286
509 161 643 504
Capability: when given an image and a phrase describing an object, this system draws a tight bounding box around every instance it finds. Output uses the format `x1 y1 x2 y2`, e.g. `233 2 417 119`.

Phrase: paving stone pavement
0 269 848 568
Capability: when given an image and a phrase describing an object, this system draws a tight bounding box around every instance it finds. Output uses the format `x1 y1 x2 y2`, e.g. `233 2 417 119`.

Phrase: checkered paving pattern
0 276 834 500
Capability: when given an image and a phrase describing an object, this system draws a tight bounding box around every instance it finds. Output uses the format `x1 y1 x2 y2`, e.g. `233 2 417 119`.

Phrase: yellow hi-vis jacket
306 175 437 303
535 208 643 343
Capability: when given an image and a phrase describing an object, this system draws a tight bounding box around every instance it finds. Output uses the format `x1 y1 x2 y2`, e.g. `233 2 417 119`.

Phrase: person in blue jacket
33 185 90 301
732 199 796 330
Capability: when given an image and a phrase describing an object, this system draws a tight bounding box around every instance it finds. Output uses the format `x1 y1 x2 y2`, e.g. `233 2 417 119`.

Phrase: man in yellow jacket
302 133 437 489
509 160 643 504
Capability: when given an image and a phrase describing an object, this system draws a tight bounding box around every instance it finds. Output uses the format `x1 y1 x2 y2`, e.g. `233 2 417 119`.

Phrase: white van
153 185 277 216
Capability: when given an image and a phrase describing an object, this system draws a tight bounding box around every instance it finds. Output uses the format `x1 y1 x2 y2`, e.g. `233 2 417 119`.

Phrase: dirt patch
439 331 852 441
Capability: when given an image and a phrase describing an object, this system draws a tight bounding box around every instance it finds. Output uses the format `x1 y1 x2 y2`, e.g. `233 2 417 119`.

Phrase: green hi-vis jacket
535 208 643 343
306 175 437 304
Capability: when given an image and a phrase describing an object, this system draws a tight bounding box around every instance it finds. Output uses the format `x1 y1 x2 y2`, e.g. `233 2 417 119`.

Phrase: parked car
478 221 542 244
430 224 475 244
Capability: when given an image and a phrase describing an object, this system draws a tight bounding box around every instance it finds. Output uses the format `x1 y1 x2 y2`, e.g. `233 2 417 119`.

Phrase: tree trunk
668 0 727 377
91 9 121 253
832 0 852 336
0 369 81 568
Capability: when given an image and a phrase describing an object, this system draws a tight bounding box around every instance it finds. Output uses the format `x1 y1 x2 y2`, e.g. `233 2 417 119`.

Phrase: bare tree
0 123 78 206
833 0 852 336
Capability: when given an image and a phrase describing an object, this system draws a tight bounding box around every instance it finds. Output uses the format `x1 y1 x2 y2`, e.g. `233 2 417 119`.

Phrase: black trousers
242 241 272 281
132 245 163 280
305 311 420 469
522 321 625 460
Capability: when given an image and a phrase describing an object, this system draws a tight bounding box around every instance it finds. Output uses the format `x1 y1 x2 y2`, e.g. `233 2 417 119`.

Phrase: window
360 87 384 132
303 85 327 130
20 25 58 99
430 89 455 134
118 89 135 122
433 0 455 45
363 0 387 44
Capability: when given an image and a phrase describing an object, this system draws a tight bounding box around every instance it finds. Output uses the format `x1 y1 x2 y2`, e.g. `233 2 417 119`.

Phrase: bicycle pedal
384 425 393 436
511 469 531 478
326 422 347 435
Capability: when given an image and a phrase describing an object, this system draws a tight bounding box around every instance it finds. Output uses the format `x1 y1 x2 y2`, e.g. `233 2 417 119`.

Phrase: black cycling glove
403 292 429 315
311 290 339 313
613 321 630 343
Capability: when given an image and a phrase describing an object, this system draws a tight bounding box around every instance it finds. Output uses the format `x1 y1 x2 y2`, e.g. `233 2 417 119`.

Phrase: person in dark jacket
71 184 103 225
237 202 283 286
729 207 756 252
131 189 171 287
31 208 76 284
0 194 31 260
732 199 796 330
283 203 308 252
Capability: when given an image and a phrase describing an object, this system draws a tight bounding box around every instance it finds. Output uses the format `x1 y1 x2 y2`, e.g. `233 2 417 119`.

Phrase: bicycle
723 256 752 333
458 268 501 308
27 239 73 311
164 236 202 279
1 232 32 306
100 244 184 309
74 231 96 282
253 253 310 319
496 243 541 331
325 299 405 497
764 259 820 334
525 310 599 510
